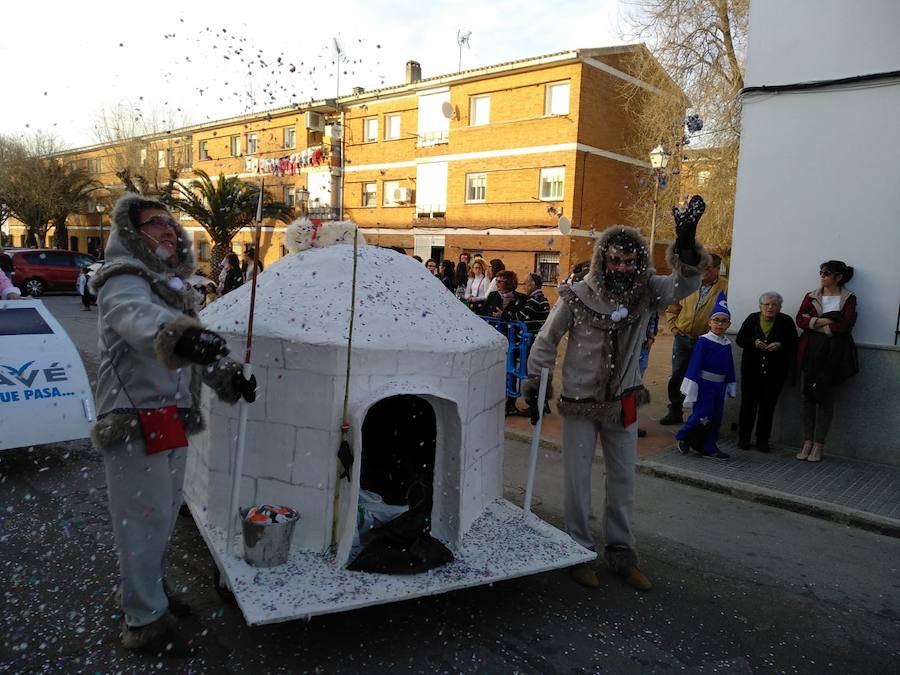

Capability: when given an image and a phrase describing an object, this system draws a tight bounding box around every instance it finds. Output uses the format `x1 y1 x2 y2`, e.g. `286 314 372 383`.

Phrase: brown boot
796 440 813 460
605 545 652 591
569 563 600 588
120 613 195 657
619 564 653 591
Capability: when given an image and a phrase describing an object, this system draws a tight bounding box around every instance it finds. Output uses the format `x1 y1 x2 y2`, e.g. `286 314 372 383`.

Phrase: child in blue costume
676 291 736 460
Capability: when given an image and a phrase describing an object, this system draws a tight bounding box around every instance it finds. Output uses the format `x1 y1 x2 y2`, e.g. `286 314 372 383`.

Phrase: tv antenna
457 29 472 71
333 37 345 98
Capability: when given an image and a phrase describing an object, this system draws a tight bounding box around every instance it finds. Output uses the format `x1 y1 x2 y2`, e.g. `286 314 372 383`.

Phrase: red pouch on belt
621 392 637 428
138 406 188 455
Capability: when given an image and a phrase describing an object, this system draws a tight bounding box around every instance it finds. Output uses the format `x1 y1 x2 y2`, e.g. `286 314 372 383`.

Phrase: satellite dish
441 101 456 120
557 216 572 235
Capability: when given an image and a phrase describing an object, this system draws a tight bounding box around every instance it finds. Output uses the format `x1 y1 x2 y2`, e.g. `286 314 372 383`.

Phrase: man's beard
603 270 637 296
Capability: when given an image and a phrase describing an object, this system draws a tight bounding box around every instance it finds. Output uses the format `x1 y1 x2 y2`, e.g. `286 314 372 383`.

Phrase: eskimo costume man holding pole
90 193 256 656
525 195 710 590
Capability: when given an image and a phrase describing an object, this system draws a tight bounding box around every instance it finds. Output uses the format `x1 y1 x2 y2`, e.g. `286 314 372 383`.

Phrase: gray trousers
102 440 187 627
561 416 637 552
802 387 837 443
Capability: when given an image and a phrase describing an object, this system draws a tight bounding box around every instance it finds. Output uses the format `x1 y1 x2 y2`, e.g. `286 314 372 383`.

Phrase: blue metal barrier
481 317 532 398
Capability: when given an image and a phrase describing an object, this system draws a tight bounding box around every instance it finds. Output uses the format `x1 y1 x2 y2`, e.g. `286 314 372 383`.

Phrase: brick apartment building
6 44 676 300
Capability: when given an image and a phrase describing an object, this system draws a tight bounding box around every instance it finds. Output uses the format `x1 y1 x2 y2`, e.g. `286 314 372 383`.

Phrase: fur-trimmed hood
89 193 197 310
585 225 654 308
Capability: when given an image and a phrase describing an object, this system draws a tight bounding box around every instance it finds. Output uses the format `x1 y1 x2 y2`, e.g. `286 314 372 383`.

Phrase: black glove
173 327 229 365
523 377 554 426
232 372 257 403
672 195 706 258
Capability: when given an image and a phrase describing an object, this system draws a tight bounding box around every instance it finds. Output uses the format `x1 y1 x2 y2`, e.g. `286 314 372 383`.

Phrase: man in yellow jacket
659 253 728 425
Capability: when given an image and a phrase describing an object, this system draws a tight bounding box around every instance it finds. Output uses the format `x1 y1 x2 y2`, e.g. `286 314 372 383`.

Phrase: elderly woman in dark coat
735 291 798 452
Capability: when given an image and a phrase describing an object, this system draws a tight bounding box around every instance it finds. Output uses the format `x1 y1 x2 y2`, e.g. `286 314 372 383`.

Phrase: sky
0 0 632 150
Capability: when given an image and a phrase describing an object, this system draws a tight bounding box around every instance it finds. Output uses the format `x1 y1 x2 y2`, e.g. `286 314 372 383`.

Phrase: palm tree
47 160 102 249
169 170 294 276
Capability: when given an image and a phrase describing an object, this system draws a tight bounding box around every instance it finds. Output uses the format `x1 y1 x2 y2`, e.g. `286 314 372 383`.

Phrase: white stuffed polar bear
283 217 367 255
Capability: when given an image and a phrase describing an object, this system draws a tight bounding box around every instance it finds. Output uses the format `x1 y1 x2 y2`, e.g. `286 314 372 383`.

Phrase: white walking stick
226 178 265 556
523 367 549 515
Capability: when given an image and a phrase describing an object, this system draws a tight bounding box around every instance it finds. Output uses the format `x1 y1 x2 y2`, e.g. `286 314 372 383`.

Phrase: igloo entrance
360 395 436 515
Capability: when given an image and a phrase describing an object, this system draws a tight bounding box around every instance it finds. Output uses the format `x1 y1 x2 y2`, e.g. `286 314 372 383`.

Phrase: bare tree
619 0 748 255
93 105 191 199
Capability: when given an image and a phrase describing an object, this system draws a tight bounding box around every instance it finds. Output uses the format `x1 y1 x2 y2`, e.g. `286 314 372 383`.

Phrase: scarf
759 314 775 338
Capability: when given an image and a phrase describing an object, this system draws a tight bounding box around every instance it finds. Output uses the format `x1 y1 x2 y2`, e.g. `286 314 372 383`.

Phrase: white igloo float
184 228 592 625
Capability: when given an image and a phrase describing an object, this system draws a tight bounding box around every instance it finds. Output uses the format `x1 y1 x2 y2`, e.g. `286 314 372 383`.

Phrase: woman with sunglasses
795 260 858 462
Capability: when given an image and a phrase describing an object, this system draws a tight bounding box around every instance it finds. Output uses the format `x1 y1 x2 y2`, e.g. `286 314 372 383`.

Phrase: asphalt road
1 295 898 673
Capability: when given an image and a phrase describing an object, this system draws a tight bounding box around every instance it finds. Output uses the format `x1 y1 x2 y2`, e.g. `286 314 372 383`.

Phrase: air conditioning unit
394 187 413 203
306 111 325 132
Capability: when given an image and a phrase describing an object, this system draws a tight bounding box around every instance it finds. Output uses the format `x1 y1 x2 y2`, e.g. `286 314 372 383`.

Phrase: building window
697 169 711 186
284 127 296 149
199 140 209 161
536 252 560 285
383 180 400 206
230 135 241 156
157 149 167 169
140 148 148 166
246 133 258 154
465 173 486 203
385 114 401 140
198 241 211 262
539 167 565 200
167 148 175 168
364 117 378 142
284 186 296 207
363 182 377 207
545 81 570 116
470 95 490 126
89 158 102 174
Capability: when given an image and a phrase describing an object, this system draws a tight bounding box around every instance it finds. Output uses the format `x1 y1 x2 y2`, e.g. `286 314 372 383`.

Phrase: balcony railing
416 130 449 147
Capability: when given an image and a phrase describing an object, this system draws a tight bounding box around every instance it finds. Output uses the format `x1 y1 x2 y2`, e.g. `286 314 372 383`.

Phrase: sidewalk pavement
505 410 900 540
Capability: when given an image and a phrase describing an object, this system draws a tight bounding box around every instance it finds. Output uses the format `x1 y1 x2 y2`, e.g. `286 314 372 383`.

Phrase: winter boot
120 614 195 658
605 545 653 591
659 409 683 426
569 563 600 588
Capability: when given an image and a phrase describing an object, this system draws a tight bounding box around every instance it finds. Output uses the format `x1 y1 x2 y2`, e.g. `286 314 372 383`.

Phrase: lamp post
648 144 670 256
95 203 106 259
296 187 310 218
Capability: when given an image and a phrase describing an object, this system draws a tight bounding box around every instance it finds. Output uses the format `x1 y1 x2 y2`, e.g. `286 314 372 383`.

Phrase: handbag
103 333 188 455
138 406 189 455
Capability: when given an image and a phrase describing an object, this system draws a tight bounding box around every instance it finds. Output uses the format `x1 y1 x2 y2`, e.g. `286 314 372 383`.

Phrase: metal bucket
240 505 299 567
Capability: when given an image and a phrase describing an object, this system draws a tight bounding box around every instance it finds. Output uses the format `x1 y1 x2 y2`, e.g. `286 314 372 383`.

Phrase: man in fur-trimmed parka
90 193 256 656
525 195 710 590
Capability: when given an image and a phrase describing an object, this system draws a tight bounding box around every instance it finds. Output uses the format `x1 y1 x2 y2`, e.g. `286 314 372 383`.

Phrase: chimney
352 86 365 95
406 60 422 84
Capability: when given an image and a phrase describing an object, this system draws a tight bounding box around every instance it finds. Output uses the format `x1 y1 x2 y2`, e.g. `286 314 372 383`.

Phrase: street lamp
296 187 310 217
648 144 671 255
96 203 106 259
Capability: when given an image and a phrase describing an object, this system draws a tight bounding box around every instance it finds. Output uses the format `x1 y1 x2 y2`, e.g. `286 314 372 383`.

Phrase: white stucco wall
730 0 900 345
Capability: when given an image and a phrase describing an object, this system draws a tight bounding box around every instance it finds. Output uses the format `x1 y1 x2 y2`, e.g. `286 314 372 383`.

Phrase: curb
636 460 900 540
505 429 900 539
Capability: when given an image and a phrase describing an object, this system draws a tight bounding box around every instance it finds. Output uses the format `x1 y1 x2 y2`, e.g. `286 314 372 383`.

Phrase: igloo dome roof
201 245 507 353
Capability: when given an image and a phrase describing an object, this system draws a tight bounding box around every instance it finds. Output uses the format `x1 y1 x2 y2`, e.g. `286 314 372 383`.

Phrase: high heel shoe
807 443 824 462
796 440 812 460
